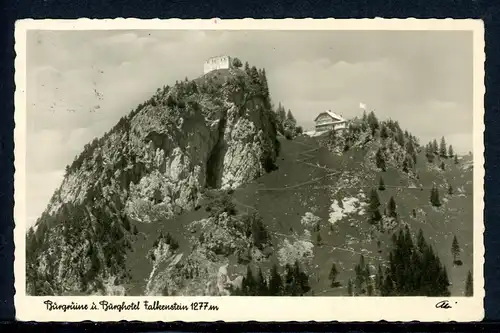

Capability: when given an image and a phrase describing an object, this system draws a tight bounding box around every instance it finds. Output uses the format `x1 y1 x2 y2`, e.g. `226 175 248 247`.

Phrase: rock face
26 66 279 295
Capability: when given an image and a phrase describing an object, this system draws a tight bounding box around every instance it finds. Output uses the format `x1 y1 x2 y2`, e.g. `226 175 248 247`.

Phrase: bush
205 190 237 217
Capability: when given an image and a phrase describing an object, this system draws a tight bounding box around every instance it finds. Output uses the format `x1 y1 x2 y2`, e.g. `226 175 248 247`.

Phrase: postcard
14 18 484 322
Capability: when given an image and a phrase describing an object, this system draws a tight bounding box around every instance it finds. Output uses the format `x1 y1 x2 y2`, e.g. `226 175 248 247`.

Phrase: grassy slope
125 134 473 296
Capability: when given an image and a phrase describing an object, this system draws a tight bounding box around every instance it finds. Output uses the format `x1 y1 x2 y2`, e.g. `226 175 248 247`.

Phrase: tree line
232 260 311 296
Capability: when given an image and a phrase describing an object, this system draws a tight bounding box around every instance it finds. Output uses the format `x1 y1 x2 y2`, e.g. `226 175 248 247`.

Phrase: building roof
205 55 231 62
314 110 346 122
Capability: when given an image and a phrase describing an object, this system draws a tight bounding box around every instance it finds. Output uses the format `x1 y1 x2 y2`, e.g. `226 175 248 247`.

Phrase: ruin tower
204 55 233 74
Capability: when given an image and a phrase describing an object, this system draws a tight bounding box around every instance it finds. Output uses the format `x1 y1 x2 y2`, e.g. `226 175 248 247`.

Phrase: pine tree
375 148 386 171
375 265 383 292
451 235 461 264
294 259 310 295
380 228 450 296
387 196 397 219
454 154 459 164
378 176 386 191
316 233 322 246
432 139 439 154
283 264 299 296
329 263 339 287
367 282 374 296
259 68 271 106
425 143 435 163
448 184 453 195
244 61 250 72
430 185 442 207
242 265 256 296
440 161 445 171
369 188 382 223
402 158 409 173
448 145 454 158
286 109 297 125
268 264 283 296
367 111 379 134
249 66 260 86
465 270 473 296
380 124 389 139
417 228 426 252
439 136 447 157
347 279 353 296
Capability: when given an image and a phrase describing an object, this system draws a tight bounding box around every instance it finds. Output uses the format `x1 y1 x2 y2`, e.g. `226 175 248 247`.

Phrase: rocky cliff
26 65 279 296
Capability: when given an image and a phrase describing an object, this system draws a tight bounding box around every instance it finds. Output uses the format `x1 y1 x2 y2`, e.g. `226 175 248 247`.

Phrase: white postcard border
13 18 485 322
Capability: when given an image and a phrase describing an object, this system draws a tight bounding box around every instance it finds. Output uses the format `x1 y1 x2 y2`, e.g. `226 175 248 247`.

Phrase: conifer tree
375 265 383 292
347 279 353 296
396 129 405 147
375 148 386 171
439 137 448 157
432 139 439 154
283 264 299 296
387 196 397 219
268 264 283 296
378 176 386 191
425 143 435 163
286 109 297 125
242 265 256 296
465 270 473 296
379 228 450 296
448 145 454 158
451 235 461 264
430 185 442 207
454 154 459 164
380 124 389 139
448 184 453 195
417 228 426 252
316 233 322 246
368 188 382 224
293 259 310 295
367 111 379 134
278 107 286 124
244 61 250 72
440 161 445 171
329 263 339 287
402 158 409 173
249 66 260 85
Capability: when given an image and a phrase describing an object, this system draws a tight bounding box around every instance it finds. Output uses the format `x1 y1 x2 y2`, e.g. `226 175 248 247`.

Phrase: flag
359 102 367 110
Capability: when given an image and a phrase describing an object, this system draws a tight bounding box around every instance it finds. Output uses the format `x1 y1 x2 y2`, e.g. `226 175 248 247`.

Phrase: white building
314 111 347 132
204 55 233 74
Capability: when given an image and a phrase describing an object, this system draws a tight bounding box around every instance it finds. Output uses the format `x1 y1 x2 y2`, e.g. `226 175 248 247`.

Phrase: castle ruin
204 55 233 74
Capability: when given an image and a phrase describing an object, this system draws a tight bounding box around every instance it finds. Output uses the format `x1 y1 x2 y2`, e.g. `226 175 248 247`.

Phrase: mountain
26 62 473 297
26 63 280 296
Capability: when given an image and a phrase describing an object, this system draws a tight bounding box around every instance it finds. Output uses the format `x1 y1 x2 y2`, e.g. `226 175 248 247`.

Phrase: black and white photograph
14 19 484 322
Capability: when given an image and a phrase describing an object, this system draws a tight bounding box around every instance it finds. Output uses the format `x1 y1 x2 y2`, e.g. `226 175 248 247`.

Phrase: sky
25 29 473 228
